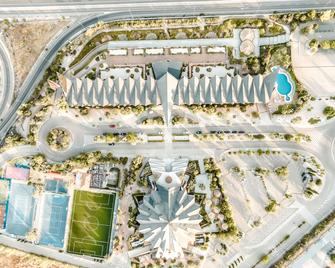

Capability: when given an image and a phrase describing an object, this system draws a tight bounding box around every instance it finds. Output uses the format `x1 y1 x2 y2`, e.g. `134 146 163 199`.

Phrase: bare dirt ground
1 19 70 92
0 244 78 268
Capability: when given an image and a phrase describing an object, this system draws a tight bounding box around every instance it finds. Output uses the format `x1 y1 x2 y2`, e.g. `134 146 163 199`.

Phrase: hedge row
272 209 335 267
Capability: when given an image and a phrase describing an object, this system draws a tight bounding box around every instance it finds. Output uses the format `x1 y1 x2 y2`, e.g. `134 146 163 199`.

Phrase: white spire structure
136 158 202 259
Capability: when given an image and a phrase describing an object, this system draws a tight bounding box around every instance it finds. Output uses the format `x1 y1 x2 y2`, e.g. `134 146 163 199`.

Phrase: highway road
0 0 334 18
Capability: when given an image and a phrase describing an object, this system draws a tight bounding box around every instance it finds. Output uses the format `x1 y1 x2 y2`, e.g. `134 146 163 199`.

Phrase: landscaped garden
46 128 72 151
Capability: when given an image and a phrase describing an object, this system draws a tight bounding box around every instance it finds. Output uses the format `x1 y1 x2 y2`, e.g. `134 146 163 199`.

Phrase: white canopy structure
58 61 278 124
136 158 202 259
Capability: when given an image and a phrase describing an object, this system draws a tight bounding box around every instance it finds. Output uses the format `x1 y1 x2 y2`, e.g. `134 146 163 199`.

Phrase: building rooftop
4 166 30 181
137 158 202 259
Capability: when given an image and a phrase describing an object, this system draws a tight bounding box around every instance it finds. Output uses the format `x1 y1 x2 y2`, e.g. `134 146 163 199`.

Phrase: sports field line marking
71 237 109 245
69 217 112 245
106 194 115 253
68 192 79 251
68 191 115 255
77 191 113 206
71 220 112 227
42 200 67 235
75 203 112 209
74 240 104 257
75 202 114 210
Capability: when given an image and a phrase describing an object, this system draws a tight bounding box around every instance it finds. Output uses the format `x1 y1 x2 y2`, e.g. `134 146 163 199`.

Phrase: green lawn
67 190 116 258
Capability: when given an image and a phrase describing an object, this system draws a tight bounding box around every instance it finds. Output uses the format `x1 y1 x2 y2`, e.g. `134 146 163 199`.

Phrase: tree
309 39 319 51
284 134 294 141
301 23 319 35
274 166 289 178
253 134 265 140
320 10 333 22
265 199 278 212
255 167 270 177
323 106 335 119
320 40 331 49
125 132 140 145
308 117 321 125
261 254 270 264
330 253 335 263
307 9 317 20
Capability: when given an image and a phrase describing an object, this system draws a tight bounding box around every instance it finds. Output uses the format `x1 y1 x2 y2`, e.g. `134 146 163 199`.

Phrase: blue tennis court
45 179 67 194
5 182 35 236
39 193 69 248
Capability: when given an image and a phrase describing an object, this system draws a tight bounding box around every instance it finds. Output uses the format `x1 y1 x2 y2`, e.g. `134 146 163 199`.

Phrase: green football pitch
67 190 116 258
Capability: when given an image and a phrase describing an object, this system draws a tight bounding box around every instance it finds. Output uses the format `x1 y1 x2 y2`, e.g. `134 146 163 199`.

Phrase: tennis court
39 193 69 248
0 179 10 203
45 179 67 194
0 178 10 228
5 182 35 236
67 190 116 258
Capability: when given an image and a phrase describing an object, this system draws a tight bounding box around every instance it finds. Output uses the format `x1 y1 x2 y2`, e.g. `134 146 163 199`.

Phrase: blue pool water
272 66 294 102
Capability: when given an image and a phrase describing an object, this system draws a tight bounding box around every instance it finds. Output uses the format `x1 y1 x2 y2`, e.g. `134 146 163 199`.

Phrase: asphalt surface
0 36 14 118
0 1 335 141
0 0 334 18
0 2 334 267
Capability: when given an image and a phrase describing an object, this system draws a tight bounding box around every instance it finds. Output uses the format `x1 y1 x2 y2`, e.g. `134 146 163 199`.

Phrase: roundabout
46 128 72 152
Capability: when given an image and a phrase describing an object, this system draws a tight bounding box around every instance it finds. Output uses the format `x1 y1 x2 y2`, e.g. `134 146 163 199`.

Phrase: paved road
0 234 118 268
0 0 332 140
0 0 334 143
0 2 333 267
0 36 14 118
0 0 334 18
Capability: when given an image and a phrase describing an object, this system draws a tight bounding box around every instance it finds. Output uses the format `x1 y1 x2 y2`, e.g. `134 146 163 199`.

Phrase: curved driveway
27 113 335 229
0 9 249 139
1 2 335 139
0 36 14 118
0 145 40 166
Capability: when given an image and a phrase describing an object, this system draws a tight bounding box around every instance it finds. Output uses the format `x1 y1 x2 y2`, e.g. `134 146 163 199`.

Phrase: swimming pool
271 66 295 102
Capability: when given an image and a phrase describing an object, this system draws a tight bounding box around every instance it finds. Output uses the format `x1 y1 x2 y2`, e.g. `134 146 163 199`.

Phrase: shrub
260 254 270 264
265 199 278 212
284 134 294 141
323 106 335 119
308 117 321 125
253 134 265 140
251 111 260 118
274 166 289 178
